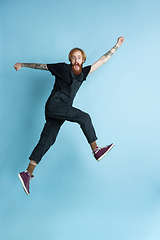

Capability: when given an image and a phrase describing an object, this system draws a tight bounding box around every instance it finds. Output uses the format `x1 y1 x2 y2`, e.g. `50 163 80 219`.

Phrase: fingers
14 63 21 71
121 36 124 42
117 36 124 47
120 36 124 42
14 65 17 70
118 36 124 41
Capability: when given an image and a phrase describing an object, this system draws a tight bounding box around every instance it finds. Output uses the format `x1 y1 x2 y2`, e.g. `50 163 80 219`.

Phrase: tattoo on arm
35 64 48 70
113 45 118 51
104 51 113 59
104 45 119 59
21 63 48 70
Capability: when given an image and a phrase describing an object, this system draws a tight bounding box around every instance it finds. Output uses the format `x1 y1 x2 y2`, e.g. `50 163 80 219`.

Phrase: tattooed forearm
21 63 48 70
35 64 48 70
104 51 113 59
21 63 35 68
113 45 118 51
104 45 119 59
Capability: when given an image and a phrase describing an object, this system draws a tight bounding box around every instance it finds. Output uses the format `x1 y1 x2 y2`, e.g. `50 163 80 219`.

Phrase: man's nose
76 57 80 63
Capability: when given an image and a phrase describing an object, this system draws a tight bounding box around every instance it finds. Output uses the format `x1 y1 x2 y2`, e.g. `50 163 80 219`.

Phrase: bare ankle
27 160 37 175
90 141 98 151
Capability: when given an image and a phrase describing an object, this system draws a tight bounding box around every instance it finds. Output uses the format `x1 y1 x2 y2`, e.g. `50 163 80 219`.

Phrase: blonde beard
71 63 83 75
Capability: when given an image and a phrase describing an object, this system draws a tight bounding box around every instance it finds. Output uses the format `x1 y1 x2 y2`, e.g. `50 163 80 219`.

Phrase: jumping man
14 36 124 195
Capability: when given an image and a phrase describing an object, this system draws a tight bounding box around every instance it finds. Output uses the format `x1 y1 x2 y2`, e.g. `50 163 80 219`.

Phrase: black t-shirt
47 62 91 91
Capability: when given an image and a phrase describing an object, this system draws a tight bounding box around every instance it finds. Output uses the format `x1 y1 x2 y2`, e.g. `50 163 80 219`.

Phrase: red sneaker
93 143 115 161
18 171 34 195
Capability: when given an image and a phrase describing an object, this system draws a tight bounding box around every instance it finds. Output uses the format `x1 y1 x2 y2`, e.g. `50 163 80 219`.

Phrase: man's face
70 50 84 75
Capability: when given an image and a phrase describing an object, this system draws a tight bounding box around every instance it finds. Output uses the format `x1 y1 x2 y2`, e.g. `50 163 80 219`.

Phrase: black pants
29 92 97 164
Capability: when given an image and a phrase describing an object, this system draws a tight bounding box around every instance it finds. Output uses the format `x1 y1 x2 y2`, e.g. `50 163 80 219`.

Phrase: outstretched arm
14 62 48 71
89 36 124 74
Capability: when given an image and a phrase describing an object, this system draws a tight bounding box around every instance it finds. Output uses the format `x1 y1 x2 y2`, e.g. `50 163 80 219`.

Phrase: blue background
1 0 160 239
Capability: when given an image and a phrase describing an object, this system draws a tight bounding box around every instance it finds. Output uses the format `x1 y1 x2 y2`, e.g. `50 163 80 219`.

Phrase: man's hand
116 36 124 48
14 62 22 71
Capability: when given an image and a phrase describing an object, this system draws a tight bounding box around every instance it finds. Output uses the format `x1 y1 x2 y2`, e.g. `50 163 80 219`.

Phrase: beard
71 63 83 75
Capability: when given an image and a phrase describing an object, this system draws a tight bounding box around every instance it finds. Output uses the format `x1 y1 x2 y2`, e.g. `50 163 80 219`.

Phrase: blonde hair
68 48 86 63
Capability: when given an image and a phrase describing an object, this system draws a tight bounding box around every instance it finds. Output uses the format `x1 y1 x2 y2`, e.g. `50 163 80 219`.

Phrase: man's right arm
14 62 48 71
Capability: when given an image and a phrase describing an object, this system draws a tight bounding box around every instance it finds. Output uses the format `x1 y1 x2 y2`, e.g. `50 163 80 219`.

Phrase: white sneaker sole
97 143 115 161
18 173 29 195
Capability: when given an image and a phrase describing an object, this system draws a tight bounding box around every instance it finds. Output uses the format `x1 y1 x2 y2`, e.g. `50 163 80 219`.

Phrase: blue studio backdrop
1 0 160 239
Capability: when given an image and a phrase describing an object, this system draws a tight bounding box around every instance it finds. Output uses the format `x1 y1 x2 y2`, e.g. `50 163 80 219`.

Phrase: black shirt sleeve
82 65 91 81
47 62 72 90
47 62 69 78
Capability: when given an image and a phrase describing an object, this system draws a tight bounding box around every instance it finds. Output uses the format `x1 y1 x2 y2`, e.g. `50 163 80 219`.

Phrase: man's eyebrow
72 54 81 57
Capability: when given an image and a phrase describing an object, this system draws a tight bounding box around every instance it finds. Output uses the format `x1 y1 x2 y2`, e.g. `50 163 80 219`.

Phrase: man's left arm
89 36 124 74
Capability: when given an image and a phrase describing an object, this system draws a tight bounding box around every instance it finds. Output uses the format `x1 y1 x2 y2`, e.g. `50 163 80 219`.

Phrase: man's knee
80 112 92 126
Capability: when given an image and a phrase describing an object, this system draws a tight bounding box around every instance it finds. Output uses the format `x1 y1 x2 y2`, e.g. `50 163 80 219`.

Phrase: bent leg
74 109 98 144
29 116 64 164
47 102 98 144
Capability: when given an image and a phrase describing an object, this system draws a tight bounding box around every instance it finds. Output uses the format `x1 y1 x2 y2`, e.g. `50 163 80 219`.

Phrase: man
14 36 124 195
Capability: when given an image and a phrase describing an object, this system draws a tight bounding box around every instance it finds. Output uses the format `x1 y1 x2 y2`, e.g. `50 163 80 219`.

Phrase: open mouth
71 63 82 75
74 63 80 69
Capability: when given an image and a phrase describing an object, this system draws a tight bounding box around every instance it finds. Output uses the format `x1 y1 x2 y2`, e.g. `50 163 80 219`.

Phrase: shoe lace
93 146 101 154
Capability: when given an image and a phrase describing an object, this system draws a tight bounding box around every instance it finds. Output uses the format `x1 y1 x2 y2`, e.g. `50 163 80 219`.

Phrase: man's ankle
27 160 37 175
90 141 98 151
